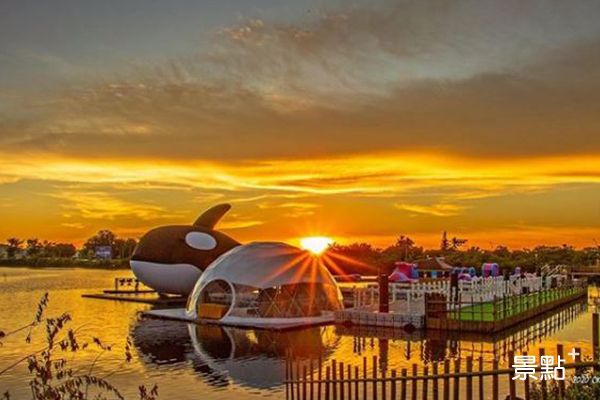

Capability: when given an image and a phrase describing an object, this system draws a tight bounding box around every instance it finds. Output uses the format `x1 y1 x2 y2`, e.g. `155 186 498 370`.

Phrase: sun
300 236 333 255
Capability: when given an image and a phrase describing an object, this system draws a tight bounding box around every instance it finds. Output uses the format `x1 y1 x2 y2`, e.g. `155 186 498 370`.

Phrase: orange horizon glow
1 150 600 250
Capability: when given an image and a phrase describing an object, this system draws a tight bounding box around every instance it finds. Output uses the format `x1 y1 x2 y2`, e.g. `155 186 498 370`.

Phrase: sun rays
300 237 333 255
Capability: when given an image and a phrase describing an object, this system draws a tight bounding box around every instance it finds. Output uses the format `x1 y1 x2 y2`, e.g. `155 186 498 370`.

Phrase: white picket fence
351 275 565 312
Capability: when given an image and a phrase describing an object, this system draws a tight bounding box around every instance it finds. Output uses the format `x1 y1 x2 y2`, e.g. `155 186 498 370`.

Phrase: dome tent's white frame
186 242 344 329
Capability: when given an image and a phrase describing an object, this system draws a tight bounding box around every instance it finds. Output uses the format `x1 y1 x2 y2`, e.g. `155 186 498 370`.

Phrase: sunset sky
1 0 600 249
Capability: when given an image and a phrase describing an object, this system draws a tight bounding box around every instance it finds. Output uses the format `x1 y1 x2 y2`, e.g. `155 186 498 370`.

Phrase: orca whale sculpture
130 204 240 295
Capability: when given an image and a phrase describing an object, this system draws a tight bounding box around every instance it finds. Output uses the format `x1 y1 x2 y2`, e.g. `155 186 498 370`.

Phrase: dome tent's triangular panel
186 242 343 329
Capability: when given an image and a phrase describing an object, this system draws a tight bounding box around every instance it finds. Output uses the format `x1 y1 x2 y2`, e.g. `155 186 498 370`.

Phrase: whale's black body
130 204 240 295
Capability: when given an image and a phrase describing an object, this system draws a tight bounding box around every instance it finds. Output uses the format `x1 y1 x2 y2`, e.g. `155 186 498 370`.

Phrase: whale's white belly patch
130 260 201 295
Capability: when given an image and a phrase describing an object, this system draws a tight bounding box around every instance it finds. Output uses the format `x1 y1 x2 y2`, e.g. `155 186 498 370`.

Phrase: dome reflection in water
132 316 340 390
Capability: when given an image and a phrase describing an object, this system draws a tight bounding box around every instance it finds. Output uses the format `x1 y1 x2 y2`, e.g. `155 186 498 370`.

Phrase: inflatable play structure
186 242 343 328
451 267 477 281
130 204 241 295
389 262 418 282
482 263 500 278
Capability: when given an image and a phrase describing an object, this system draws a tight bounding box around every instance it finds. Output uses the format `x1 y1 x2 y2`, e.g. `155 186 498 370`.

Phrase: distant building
414 256 454 278
95 246 112 259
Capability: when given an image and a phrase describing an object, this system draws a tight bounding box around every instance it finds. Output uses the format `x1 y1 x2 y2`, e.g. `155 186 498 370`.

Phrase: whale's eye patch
185 232 217 250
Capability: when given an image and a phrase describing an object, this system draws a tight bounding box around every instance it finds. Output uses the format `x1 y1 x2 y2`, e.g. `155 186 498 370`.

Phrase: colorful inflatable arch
389 262 418 282
482 263 500 278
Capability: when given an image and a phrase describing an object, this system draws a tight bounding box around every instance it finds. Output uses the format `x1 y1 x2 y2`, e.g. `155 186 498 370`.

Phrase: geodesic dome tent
186 242 344 329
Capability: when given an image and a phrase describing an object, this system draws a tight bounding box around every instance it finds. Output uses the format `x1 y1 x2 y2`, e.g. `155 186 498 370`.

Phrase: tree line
3 230 138 260
4 229 600 272
327 231 600 275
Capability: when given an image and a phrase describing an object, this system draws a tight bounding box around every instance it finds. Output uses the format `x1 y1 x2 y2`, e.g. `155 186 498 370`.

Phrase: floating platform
334 308 425 329
334 323 424 341
82 276 188 306
143 308 192 320
335 283 587 332
81 292 187 306
141 308 335 331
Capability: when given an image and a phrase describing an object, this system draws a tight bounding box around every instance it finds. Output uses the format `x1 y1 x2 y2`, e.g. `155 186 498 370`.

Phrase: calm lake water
0 267 597 399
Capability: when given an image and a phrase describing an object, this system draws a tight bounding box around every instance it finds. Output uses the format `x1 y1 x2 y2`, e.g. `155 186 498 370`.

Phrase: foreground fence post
302 365 307 400
339 362 345 400
557 344 565 397
492 359 499 400
443 360 450 400
401 368 407 400
466 357 473 400
478 357 484 400
539 349 546 400
379 274 389 313
412 364 418 400
363 357 367 400
432 362 439 400
332 359 337 400
508 351 516 400
354 366 358 400
347 365 351 400
287 352 293 400
296 359 301 400
523 351 530 400
373 356 379 400
453 359 460 400
593 313 599 371
318 358 323 400
310 358 314 400
422 365 428 400
325 367 330 400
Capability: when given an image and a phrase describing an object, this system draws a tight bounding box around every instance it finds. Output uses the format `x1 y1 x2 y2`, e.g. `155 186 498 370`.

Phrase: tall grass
0 293 157 399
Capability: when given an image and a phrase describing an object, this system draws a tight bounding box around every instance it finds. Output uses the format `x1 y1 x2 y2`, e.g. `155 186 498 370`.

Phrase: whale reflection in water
132 316 340 390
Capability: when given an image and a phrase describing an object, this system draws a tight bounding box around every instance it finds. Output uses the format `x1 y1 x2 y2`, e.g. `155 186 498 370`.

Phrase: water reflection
335 297 588 368
133 318 192 365
132 317 341 389
132 296 587 391
132 317 231 387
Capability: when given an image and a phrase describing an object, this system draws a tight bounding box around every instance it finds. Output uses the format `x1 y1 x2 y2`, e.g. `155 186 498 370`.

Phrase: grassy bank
0 257 131 269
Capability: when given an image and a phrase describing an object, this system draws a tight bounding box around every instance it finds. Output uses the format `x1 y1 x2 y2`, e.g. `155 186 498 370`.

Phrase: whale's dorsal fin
194 204 231 228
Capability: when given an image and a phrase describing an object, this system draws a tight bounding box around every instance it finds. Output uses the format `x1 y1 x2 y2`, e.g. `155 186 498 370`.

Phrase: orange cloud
51 191 166 221
395 203 466 217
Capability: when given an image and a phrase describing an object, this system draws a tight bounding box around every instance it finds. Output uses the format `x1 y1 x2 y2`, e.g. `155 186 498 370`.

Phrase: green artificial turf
450 287 581 322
